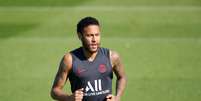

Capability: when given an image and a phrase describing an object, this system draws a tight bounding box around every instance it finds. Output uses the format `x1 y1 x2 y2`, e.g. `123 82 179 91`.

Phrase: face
79 25 101 53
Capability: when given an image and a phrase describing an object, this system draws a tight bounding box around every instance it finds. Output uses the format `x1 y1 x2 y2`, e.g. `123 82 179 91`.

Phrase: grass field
0 0 201 101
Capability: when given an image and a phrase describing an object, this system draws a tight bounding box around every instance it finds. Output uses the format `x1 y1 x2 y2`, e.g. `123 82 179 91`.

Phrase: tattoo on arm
111 51 127 98
53 57 68 88
51 54 72 101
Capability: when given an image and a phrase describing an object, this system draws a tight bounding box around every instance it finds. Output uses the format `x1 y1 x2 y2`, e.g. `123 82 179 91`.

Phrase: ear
77 32 82 40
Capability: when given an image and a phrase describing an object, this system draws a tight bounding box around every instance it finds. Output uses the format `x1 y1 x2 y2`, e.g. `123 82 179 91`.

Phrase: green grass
0 0 201 101
1 37 201 101
0 0 200 6
1 7 201 38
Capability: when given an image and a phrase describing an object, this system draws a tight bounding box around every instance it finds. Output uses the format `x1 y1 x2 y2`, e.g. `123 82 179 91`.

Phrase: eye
85 34 91 37
95 33 100 36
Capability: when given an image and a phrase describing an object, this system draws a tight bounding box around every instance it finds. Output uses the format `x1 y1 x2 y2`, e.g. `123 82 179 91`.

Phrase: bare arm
110 50 127 100
50 53 73 101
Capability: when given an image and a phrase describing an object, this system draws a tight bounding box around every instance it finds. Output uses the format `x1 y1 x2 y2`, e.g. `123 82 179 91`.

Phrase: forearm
51 88 72 101
116 76 127 98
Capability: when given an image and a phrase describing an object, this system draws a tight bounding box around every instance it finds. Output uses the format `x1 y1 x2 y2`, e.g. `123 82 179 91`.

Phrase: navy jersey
69 47 113 101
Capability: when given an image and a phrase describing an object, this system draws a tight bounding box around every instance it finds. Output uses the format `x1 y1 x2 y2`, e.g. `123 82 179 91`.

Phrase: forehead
83 25 100 33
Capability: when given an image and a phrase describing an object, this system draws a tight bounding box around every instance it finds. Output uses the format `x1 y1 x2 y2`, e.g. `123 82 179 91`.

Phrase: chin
89 47 99 53
83 45 99 53
89 49 97 53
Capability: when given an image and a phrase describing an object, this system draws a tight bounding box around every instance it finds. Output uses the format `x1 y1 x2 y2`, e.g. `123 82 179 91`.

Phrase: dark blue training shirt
69 47 113 101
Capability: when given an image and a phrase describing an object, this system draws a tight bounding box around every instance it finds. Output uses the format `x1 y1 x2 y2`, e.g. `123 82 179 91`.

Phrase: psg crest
98 64 107 73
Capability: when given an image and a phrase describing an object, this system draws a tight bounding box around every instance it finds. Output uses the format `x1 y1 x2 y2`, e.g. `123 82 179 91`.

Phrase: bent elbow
50 88 57 100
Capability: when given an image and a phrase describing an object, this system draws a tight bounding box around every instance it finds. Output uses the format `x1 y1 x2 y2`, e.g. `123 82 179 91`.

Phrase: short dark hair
77 16 100 34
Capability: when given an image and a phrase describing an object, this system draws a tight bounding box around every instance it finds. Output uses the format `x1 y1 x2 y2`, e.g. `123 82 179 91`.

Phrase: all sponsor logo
84 79 110 96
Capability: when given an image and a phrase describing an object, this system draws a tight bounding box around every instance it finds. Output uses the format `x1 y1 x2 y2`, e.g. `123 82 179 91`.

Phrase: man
50 17 127 101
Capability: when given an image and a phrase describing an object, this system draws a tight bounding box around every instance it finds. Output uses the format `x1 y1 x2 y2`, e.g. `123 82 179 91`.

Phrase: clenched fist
69 88 84 101
106 94 120 101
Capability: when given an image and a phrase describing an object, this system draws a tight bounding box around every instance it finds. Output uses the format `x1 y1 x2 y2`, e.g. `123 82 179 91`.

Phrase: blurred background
0 0 201 101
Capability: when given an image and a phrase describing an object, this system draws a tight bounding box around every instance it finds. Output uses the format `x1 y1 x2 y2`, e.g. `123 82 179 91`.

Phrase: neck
82 47 98 62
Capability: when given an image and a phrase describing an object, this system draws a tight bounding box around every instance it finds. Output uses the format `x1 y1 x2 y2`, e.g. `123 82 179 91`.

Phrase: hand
106 94 120 101
69 88 84 101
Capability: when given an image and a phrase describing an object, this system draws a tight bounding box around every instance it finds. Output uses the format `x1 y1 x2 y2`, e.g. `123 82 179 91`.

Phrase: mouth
90 44 97 48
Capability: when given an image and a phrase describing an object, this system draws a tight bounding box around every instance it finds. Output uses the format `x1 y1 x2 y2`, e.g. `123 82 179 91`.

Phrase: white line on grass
0 6 201 11
3 37 201 42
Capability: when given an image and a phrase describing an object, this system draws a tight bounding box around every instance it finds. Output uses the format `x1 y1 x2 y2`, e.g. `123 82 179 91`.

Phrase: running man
50 17 127 101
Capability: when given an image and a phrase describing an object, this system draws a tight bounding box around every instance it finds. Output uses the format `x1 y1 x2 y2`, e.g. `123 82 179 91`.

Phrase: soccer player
50 17 127 101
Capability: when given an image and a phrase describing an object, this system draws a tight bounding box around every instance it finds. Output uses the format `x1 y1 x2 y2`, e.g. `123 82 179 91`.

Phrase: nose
92 36 96 42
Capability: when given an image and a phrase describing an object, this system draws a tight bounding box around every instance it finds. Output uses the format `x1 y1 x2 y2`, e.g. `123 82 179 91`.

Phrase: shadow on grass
0 23 37 38
0 0 92 6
